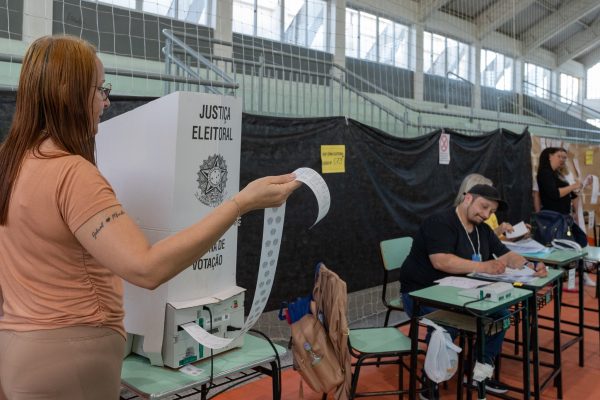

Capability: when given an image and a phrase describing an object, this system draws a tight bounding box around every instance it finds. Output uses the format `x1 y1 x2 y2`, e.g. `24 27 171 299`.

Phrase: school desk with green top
582 246 600 328
520 248 588 367
120 334 284 400
471 268 564 400
407 284 532 400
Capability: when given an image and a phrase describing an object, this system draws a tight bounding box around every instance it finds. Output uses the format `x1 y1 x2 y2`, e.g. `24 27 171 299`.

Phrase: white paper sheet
293 167 331 227
501 238 550 254
472 266 537 283
505 221 528 239
182 167 330 349
591 176 599 205
434 276 490 289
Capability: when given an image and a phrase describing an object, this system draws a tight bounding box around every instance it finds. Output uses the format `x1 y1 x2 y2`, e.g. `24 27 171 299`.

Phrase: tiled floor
121 280 600 400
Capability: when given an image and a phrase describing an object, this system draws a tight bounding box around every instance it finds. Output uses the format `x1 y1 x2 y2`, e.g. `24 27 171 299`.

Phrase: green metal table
120 334 284 399
521 248 588 367
471 268 564 399
407 284 532 400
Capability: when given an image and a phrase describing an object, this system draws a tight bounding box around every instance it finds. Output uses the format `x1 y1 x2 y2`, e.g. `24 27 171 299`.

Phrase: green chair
380 237 413 327
348 326 426 399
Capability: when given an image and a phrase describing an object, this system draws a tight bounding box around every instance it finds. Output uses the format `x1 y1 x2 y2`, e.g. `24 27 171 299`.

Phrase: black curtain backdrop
239 115 532 311
0 94 533 312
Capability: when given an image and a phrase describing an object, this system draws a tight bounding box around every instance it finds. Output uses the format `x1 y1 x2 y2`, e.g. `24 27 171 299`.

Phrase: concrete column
214 0 233 59
551 69 559 102
515 58 524 114
22 0 53 44
414 23 424 101
473 41 481 109
332 0 346 70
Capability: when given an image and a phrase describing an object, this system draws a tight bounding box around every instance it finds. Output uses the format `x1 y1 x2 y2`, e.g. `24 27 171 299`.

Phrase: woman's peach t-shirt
0 141 125 337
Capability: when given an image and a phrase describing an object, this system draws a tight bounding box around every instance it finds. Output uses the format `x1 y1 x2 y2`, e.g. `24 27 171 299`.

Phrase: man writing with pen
399 183 547 397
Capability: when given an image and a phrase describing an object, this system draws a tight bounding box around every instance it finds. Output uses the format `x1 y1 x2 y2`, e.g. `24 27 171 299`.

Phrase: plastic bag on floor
421 318 462 383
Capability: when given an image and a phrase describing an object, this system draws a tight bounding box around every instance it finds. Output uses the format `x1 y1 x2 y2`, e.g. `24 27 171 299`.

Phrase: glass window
524 63 551 99
256 0 281 40
345 8 411 69
359 11 377 61
393 23 410 69
424 32 471 81
345 8 359 58
587 63 600 100
560 73 579 103
98 0 215 26
378 18 394 65
233 1 330 52
233 0 255 35
587 118 600 128
284 0 327 51
481 49 513 91
97 0 138 9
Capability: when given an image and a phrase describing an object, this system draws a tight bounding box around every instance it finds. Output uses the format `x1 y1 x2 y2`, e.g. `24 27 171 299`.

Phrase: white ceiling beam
476 0 536 41
419 0 451 22
522 0 600 55
556 17 600 66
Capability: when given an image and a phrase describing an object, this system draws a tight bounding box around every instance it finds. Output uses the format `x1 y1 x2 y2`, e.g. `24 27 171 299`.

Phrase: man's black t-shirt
399 207 509 293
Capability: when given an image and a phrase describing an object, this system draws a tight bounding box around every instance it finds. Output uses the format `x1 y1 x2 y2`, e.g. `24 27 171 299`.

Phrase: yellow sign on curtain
586 150 594 165
321 145 346 173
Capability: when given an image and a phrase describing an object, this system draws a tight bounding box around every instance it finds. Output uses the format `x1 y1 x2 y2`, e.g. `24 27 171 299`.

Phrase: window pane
424 32 446 77
284 0 305 45
359 12 377 61
168 0 213 25
560 73 579 103
306 0 327 51
525 63 550 98
378 17 394 65
481 49 513 91
256 0 281 40
394 23 410 69
345 8 359 58
587 63 600 100
99 0 137 9
587 118 600 128
233 0 255 35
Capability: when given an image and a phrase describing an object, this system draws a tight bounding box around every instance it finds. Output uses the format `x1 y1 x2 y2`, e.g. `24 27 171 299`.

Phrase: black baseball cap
467 184 508 212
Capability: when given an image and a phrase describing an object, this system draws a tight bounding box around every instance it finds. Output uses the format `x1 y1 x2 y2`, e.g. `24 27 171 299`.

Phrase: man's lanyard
455 207 481 261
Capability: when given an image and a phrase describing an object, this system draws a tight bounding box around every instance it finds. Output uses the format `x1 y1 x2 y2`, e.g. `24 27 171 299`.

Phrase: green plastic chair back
380 237 413 272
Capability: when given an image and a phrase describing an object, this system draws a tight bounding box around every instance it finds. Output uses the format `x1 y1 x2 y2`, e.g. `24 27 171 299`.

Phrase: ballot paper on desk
434 276 491 289
471 266 537 284
502 238 550 254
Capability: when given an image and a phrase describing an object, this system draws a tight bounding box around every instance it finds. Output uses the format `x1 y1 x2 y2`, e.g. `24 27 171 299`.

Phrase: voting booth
96 92 245 367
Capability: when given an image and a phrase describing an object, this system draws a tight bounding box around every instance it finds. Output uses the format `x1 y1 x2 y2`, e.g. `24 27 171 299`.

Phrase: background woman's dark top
537 168 574 215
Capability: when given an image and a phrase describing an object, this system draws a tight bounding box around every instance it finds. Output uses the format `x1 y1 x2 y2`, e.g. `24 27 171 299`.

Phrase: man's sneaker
464 377 509 394
418 385 439 400
583 272 597 287
419 372 439 400
484 379 509 394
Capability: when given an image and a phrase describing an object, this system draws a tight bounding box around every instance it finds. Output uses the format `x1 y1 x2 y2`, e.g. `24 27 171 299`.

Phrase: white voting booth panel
96 92 244 367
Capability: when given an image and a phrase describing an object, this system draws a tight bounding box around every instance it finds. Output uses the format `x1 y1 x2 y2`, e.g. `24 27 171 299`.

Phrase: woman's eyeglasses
96 83 112 100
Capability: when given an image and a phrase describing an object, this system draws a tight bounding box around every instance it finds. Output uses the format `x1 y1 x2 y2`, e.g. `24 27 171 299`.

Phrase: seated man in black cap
399 183 547 395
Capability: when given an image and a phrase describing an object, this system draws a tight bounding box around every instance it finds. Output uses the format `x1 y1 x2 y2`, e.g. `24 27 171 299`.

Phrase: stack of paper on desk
472 267 537 283
502 238 550 254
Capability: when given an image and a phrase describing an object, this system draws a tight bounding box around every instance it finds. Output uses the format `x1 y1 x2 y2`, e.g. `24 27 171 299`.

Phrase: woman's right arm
74 174 301 289
538 169 580 200
558 180 582 198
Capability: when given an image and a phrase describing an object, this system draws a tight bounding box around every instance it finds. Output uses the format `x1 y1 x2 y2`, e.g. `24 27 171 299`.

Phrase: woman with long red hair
0 35 299 399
